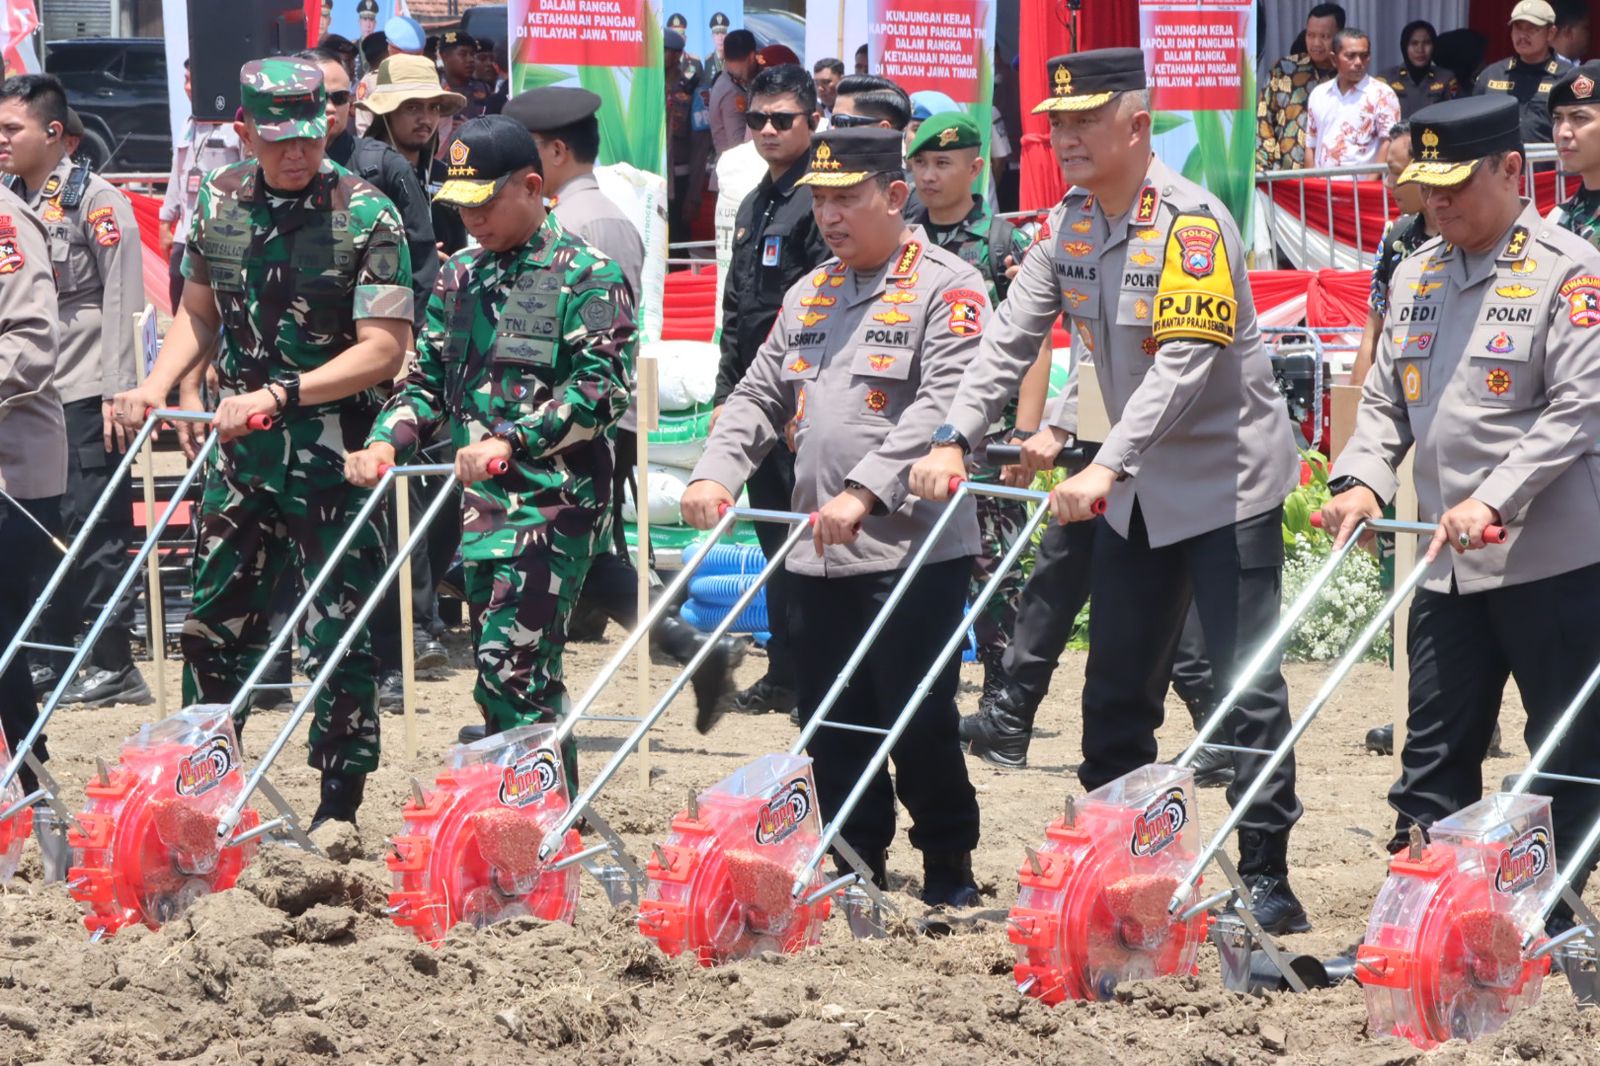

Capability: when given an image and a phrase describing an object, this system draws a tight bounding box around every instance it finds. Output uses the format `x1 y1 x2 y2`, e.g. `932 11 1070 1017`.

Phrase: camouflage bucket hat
240 57 328 143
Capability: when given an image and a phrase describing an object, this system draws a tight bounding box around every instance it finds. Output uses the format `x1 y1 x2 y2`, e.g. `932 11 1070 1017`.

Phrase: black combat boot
920 851 981 908
960 679 1035 769
1179 694 1235 788
1236 828 1311 935
1365 723 1394 755
309 771 366 831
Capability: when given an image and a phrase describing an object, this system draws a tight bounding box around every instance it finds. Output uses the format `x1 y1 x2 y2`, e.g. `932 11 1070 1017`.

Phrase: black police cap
796 127 904 188
435 115 540 207
1033 47 1146 114
1402 95 1523 188
503 86 602 134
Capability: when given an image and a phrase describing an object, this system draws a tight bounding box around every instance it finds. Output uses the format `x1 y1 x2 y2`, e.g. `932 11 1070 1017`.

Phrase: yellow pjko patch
1151 213 1236 346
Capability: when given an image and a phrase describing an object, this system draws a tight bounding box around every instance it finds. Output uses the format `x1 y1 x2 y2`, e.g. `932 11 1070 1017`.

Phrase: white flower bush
1281 532 1392 663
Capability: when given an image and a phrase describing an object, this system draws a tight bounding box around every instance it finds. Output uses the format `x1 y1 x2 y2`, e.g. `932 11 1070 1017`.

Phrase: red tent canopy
1017 1 1138 211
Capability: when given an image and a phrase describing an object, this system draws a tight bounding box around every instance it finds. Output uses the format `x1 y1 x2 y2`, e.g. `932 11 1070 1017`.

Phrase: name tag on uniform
187 169 202 195
762 235 781 266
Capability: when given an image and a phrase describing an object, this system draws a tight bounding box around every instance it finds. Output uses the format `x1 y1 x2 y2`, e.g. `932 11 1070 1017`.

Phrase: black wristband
273 374 301 411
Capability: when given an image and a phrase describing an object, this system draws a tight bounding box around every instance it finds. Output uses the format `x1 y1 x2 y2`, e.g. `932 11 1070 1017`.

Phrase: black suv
47 37 169 172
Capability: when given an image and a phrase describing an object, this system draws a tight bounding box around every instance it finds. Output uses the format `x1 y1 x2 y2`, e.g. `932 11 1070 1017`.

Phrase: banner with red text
1139 0 1256 242
508 0 665 175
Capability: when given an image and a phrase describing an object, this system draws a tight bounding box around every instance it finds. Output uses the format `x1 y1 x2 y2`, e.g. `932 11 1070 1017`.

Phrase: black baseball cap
439 29 475 52
1401 96 1523 187
1033 47 1146 114
796 127 904 188
435 115 540 207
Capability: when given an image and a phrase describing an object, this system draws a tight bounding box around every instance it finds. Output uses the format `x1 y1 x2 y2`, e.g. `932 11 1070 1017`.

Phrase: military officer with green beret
346 116 636 783
109 57 414 829
906 110 1047 715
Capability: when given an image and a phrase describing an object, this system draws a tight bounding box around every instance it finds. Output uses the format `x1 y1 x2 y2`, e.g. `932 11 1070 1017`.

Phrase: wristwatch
930 423 972 454
488 420 521 452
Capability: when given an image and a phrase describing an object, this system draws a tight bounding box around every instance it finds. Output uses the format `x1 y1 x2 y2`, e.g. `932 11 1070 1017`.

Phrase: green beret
906 111 981 158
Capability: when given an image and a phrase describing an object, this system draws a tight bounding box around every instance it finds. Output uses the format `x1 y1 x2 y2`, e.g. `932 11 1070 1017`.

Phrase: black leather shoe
920 851 981 908
378 670 404 711
59 665 153 707
1173 695 1234 787
414 636 449 671
458 722 488 744
1365 724 1394 755
962 679 1035 769
1236 828 1311 935
30 664 58 697
309 771 366 831
730 676 799 716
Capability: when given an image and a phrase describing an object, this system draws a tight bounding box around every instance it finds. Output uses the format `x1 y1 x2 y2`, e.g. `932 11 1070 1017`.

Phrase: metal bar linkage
1169 521 1461 913
213 463 458 841
790 477 1054 902
538 505 815 864
0 410 220 801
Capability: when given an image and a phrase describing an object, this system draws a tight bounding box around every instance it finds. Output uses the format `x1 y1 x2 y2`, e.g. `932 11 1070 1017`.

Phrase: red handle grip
718 501 732 517
948 475 964 496
486 457 510 476
1090 497 1108 516
246 413 274 431
376 462 394 477
1309 512 1508 543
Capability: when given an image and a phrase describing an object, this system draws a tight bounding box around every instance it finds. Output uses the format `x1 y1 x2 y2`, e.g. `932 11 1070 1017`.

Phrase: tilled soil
0 628 1592 1066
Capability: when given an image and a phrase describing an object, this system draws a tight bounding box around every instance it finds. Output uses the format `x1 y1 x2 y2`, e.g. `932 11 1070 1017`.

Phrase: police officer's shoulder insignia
1133 184 1159 225
1501 226 1530 260
943 288 985 335
1547 59 1561 75
1559 274 1600 327
0 216 23 274
366 238 401 282
87 205 120 246
890 241 922 279
1070 218 1092 234
41 175 60 198
1153 212 1236 346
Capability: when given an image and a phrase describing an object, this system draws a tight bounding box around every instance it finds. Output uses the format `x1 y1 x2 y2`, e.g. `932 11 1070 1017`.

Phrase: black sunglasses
328 89 353 106
744 109 805 132
828 112 880 128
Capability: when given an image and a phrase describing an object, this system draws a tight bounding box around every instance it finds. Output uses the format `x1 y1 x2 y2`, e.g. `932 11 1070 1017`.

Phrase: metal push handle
789 477 1050 901
1169 520 1505 913
537 505 815 860
0 410 239 798
1308 511 1507 543
214 464 459 839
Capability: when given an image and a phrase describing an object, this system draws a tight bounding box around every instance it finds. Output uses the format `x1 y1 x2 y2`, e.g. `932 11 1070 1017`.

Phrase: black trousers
1082 503 1299 835
2 494 60 789
1393 561 1600 873
790 557 980 856
36 398 135 673
744 447 796 690
371 468 459 670
1004 517 1214 713
576 429 660 629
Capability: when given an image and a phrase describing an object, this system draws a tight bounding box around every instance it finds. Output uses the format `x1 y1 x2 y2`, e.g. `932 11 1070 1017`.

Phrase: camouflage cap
239 57 328 143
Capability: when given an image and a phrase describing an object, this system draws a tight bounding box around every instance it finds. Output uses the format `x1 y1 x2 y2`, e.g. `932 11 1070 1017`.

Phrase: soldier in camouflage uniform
906 112 1047 709
348 116 635 782
110 58 414 829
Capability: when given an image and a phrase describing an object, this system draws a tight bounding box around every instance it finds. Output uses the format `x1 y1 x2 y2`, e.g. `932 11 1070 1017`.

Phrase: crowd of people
0 6 1595 932
1258 0 1592 171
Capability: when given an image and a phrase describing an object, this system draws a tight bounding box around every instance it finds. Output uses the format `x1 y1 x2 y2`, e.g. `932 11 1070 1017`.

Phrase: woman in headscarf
1381 20 1459 118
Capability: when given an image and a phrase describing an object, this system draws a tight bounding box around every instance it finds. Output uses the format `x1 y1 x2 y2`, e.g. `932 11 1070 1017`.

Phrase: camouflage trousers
464 509 609 791
967 466 1029 671
182 417 385 774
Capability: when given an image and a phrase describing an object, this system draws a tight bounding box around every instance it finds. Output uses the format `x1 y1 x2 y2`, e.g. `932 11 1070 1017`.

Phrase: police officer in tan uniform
1322 95 1600 933
0 74 145 708
681 128 986 906
911 49 1310 934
